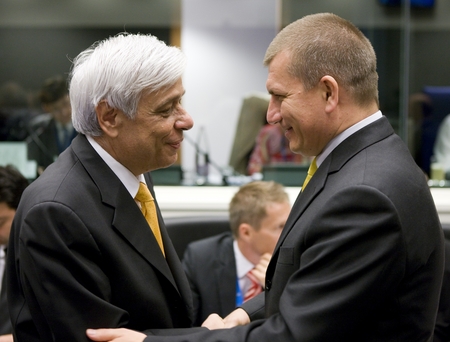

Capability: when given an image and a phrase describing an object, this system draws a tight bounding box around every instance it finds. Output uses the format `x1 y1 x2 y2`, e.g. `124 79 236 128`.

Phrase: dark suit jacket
182 233 236 326
7 134 194 341
144 116 445 342
0 266 12 335
27 116 77 170
434 240 450 342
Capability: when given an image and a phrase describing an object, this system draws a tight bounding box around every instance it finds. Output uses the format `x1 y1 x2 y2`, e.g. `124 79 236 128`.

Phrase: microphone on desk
194 126 209 179
183 129 243 186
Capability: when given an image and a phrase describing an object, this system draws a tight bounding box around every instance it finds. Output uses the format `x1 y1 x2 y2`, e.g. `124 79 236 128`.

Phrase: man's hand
86 328 146 342
202 308 250 330
223 308 251 328
251 253 271 286
201 313 226 330
0 334 13 342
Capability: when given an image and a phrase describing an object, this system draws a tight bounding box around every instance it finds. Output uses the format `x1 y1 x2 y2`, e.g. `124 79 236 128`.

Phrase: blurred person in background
27 75 76 175
0 81 37 142
182 181 290 326
247 124 304 175
0 165 29 342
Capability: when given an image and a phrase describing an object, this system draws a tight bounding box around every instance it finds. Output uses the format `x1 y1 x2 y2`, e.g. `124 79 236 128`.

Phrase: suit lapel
71 135 180 293
145 173 194 320
111 189 177 284
272 116 395 259
273 158 328 253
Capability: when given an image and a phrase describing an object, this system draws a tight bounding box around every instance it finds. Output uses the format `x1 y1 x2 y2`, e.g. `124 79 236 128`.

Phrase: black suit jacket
434 240 450 342
144 116 445 342
182 233 236 326
0 265 11 335
7 134 194 341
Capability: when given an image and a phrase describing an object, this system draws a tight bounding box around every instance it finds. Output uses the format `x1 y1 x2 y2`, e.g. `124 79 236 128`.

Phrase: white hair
69 33 187 136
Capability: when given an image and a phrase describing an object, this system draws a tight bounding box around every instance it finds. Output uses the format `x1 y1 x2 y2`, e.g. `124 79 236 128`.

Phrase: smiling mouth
169 139 183 149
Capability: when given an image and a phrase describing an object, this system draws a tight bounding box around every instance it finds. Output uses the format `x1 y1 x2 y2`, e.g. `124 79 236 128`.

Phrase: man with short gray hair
7 33 195 341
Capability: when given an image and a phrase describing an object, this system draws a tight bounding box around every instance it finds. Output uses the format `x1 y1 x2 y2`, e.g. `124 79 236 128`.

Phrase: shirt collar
233 240 255 279
316 111 382 167
86 135 143 198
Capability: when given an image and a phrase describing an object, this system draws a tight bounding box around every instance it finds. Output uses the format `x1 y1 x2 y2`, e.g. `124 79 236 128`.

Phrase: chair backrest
164 215 230 260
228 93 270 175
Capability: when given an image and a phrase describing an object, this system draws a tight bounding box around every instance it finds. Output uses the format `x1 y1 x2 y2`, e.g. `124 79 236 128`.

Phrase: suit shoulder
184 232 233 257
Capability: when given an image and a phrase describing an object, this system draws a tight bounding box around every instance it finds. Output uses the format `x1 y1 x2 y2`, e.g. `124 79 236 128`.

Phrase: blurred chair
228 93 270 175
164 215 230 260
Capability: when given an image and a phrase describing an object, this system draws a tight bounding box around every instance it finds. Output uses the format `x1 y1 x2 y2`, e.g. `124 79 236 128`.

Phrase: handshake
86 309 251 342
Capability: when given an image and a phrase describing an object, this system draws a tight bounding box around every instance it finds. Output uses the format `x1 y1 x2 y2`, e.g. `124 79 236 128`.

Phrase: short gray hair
69 33 187 136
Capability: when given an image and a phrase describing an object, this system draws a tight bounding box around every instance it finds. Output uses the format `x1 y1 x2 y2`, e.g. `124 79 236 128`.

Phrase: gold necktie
302 158 317 190
135 182 165 256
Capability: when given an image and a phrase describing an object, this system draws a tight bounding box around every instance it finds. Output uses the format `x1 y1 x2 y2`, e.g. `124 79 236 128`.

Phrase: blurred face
266 50 331 157
113 78 193 175
0 202 15 245
248 201 291 256
44 95 72 125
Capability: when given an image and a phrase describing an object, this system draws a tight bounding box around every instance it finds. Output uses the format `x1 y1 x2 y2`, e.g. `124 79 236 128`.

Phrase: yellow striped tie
302 158 317 190
135 182 165 256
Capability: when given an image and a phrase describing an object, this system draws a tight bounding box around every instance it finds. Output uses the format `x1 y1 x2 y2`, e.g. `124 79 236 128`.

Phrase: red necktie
244 270 262 302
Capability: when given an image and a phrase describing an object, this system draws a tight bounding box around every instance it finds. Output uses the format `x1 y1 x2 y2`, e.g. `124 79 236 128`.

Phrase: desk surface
155 185 450 224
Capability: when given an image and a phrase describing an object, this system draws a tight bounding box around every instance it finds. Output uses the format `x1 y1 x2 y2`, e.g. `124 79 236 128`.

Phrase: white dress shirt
86 135 145 204
316 111 383 168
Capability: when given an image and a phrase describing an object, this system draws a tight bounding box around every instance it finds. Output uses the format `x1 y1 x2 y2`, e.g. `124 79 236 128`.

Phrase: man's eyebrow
157 90 186 107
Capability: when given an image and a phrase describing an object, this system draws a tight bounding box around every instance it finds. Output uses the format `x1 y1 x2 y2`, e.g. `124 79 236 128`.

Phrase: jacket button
265 279 272 291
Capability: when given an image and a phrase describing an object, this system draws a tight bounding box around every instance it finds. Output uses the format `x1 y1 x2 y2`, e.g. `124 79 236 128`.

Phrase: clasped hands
86 309 250 342
85 253 269 341
202 252 269 330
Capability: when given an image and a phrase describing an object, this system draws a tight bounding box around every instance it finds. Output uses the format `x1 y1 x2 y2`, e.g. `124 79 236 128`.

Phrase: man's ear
95 100 121 138
238 223 253 242
319 75 339 114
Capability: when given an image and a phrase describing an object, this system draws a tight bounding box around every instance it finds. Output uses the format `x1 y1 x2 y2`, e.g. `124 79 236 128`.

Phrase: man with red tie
182 181 291 326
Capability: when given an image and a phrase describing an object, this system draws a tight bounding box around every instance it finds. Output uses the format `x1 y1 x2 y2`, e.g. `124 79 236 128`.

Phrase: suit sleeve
142 185 409 342
241 292 265 320
18 202 127 341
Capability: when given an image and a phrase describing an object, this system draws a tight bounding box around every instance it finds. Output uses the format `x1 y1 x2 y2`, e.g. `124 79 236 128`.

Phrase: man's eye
158 107 172 116
272 94 283 101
